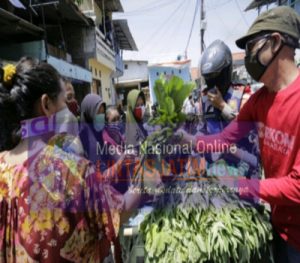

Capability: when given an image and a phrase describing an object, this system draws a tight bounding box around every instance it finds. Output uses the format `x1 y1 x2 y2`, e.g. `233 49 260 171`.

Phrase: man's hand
174 128 197 149
208 89 226 110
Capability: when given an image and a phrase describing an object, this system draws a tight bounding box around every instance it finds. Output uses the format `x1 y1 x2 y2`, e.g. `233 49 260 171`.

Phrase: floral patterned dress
0 143 124 262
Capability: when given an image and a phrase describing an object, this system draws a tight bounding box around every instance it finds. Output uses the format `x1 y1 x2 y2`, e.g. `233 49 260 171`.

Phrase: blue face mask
93 114 105 132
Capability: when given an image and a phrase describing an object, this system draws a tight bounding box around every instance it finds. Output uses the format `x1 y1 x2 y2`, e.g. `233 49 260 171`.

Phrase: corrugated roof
113 19 137 51
245 0 277 11
28 0 94 26
0 8 44 42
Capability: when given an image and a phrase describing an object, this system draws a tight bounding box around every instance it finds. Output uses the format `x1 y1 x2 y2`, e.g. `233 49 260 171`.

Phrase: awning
0 40 47 61
29 0 94 26
0 8 44 42
113 19 138 51
245 0 277 11
58 0 94 25
47 55 92 83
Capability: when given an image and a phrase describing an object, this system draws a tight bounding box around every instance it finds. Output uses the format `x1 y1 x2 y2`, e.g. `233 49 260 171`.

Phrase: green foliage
139 180 274 263
140 75 194 159
129 77 274 263
149 75 195 128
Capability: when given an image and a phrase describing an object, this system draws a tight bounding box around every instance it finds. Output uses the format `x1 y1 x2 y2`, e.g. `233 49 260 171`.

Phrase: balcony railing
47 44 72 63
95 27 116 70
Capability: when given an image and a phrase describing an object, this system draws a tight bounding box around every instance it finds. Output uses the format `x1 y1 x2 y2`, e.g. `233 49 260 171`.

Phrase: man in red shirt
178 6 300 262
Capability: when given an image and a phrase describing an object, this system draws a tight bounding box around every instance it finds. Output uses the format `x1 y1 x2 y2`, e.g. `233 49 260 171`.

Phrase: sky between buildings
113 0 272 66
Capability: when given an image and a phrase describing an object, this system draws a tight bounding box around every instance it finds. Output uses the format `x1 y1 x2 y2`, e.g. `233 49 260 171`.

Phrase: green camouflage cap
236 6 300 49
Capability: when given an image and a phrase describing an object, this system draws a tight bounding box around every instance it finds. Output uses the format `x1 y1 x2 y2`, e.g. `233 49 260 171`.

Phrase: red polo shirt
196 73 300 251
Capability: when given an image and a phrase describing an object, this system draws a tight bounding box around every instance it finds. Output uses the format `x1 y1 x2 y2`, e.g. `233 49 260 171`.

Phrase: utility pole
199 0 206 86
200 0 206 54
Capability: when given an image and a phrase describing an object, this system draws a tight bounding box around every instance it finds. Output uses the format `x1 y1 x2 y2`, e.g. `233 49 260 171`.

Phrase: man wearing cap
177 6 300 262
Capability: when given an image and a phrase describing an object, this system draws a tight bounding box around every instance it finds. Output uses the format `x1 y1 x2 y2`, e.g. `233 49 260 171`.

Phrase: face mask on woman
21 107 79 139
55 107 79 136
93 113 105 132
106 121 122 134
134 105 145 121
66 100 79 116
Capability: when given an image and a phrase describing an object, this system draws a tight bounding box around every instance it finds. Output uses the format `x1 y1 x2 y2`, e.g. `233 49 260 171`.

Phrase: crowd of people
0 57 155 262
0 5 299 263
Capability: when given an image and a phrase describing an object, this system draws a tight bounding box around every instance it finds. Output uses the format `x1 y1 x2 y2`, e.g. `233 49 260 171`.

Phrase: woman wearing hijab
125 90 160 194
102 106 131 193
125 90 147 153
79 94 106 167
103 106 125 164
80 94 130 190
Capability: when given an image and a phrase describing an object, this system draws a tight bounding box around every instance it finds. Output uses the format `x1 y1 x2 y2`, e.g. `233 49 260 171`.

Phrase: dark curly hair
0 60 62 151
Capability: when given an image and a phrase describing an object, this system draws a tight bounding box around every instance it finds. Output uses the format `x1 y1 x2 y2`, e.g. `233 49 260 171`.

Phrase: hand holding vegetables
174 128 197 149
126 76 273 263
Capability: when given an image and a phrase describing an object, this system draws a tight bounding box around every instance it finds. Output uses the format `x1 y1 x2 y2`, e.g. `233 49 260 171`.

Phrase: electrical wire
224 16 243 42
210 6 233 39
156 0 191 55
142 0 186 53
139 0 186 52
204 0 244 42
115 0 176 17
235 0 249 26
184 0 200 57
206 0 233 12
126 0 170 12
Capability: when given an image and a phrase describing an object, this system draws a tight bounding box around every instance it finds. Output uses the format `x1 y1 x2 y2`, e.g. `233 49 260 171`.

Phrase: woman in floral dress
0 62 147 262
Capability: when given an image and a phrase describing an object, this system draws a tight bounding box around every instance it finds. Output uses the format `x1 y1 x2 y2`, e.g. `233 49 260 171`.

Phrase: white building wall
117 60 148 82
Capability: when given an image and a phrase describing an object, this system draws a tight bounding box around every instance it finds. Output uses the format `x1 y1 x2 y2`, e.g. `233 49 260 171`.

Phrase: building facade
0 0 93 103
79 0 137 105
0 0 138 106
115 60 149 106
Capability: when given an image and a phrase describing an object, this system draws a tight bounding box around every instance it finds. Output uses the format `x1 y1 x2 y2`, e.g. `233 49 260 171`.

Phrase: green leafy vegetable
139 179 274 263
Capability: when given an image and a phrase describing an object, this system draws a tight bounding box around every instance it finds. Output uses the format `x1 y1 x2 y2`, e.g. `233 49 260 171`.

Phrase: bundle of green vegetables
132 75 194 184
124 76 273 263
139 76 194 155
148 75 194 128
140 179 273 263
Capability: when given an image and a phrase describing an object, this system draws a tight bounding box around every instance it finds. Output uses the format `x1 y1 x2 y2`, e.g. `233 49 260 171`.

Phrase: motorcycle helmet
200 39 233 95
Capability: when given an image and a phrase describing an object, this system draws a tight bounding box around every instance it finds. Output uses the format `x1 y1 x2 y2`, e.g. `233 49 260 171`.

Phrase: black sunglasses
245 34 272 53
